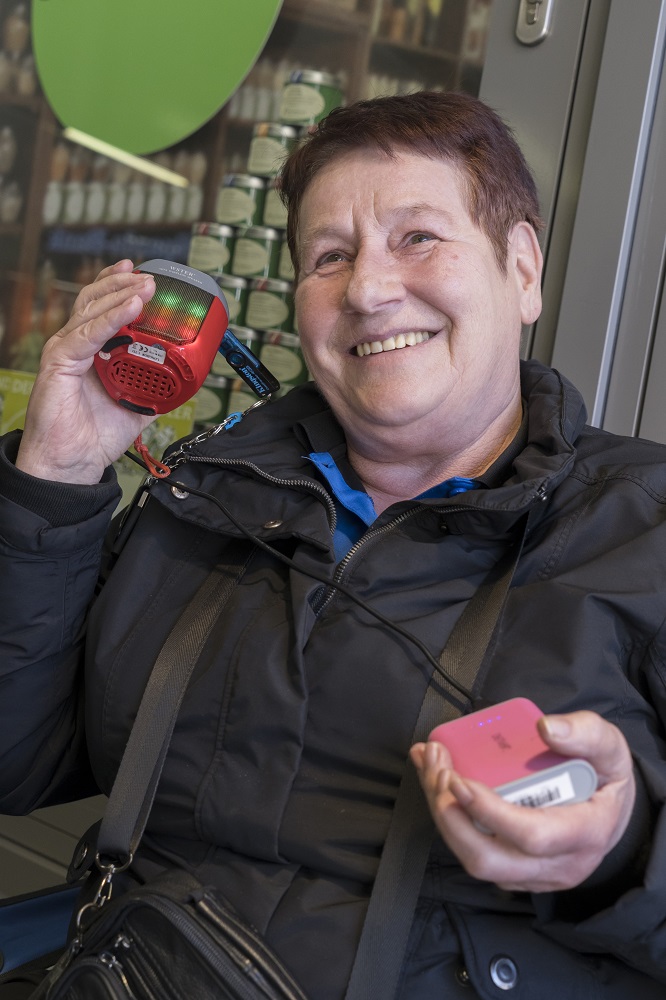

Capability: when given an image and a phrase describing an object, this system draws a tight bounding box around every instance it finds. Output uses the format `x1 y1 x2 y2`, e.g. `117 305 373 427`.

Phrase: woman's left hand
410 710 636 892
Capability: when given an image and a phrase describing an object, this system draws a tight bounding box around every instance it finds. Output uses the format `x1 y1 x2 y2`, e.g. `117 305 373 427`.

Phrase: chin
353 398 441 432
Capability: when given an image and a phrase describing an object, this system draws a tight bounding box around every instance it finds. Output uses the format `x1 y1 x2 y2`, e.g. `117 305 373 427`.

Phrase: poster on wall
31 0 284 154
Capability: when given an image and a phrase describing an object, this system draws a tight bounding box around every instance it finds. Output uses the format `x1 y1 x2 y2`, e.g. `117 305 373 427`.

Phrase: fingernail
542 716 571 739
436 768 451 795
450 775 473 805
410 743 425 771
424 741 442 768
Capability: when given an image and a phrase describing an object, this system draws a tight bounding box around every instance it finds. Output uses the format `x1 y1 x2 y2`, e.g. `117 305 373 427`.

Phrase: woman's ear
508 221 543 326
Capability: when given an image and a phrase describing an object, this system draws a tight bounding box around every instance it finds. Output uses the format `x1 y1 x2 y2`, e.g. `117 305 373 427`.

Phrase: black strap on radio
80 515 528 1000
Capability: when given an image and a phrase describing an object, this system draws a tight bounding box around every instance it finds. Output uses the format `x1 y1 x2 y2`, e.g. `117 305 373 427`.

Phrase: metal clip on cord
73 852 133 937
135 398 267 480
46 850 135 990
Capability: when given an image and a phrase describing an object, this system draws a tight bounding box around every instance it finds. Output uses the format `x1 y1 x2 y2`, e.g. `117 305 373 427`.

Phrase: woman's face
294 149 542 457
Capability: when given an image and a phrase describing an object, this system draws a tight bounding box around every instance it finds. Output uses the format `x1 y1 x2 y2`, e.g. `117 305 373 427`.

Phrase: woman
1 92 665 997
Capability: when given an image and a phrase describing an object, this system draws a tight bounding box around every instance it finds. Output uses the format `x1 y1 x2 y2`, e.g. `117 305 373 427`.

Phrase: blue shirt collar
307 450 481 560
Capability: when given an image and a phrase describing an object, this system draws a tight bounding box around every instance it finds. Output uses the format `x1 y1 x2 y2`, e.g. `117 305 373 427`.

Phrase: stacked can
189 67 344 429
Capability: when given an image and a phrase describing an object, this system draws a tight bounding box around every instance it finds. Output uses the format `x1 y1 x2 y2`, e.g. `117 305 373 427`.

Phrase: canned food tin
62 180 86 225
215 173 266 226
210 325 262 378
259 330 308 385
279 70 344 126
262 179 289 229
166 184 187 223
144 181 167 224
188 222 236 276
193 375 231 429
213 274 249 327
104 181 126 224
125 179 146 224
245 278 294 332
278 239 295 281
247 123 298 178
43 180 64 225
84 181 107 225
231 225 282 279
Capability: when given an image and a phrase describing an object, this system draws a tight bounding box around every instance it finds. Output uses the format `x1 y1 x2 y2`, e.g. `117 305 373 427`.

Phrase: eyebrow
299 203 458 252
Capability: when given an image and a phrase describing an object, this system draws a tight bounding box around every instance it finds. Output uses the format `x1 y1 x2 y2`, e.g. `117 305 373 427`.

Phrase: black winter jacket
1 360 666 999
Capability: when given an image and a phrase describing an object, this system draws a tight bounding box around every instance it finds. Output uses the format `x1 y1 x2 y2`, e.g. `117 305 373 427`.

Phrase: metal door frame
550 0 666 427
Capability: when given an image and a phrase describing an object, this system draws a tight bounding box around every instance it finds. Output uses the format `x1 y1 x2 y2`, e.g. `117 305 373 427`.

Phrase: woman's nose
342 249 406 314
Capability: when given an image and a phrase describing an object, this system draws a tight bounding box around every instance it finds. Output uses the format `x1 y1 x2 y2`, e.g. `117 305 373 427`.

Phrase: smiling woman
289 147 541 508
2 89 666 1000
277 92 544 510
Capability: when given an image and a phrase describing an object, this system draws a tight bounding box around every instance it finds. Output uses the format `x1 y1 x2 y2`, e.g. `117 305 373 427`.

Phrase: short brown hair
279 90 543 278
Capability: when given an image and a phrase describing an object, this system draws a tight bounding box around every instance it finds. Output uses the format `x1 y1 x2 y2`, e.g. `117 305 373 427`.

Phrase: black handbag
25 520 526 1000
34 870 307 1000
30 552 309 1000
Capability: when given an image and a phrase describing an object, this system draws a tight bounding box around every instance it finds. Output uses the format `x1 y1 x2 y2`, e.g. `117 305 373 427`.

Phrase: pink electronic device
429 697 597 808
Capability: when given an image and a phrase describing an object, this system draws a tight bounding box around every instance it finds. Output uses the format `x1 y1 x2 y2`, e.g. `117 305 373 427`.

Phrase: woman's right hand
16 260 157 485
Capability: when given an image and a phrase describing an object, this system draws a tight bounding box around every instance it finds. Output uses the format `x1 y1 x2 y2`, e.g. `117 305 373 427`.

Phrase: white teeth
355 332 431 357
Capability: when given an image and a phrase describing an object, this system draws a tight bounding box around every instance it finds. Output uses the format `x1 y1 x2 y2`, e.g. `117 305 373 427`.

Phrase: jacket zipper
179 455 338 536
312 506 421 616
177 456 548 616
311 485 549 618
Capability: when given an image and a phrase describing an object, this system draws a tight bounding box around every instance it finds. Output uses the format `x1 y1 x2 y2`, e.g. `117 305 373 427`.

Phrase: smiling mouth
354 331 433 357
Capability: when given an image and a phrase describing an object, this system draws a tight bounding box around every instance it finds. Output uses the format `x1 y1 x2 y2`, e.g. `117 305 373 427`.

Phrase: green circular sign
32 0 283 154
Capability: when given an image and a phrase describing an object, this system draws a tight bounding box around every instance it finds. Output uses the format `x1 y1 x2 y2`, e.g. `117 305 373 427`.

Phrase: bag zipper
122 892 293 1000
197 892 307 999
52 954 133 999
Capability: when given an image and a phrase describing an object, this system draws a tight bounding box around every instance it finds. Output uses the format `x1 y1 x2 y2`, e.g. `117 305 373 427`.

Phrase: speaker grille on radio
108 358 178 399
128 274 213 344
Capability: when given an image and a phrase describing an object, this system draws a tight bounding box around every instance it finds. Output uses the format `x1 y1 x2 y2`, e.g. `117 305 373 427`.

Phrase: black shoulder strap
95 543 254 863
343 517 528 1000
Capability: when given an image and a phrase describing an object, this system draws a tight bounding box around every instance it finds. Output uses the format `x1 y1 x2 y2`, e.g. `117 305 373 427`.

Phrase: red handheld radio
93 259 279 415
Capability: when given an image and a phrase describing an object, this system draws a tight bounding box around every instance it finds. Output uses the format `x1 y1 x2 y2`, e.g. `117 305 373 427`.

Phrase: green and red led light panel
93 259 279 416
93 260 230 416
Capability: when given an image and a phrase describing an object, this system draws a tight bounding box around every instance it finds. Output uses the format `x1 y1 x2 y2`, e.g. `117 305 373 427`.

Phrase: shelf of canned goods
187 70 339 431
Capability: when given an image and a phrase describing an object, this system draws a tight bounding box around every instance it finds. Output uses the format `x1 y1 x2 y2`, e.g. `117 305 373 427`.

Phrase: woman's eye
316 251 348 267
406 232 435 246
